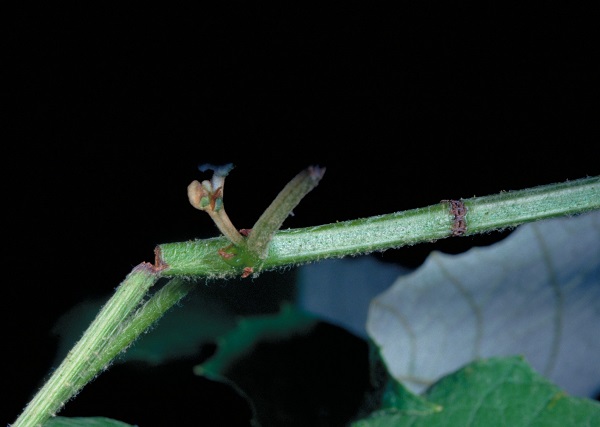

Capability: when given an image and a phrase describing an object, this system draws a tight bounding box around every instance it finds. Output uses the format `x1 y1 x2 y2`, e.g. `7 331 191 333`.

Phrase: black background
5 3 599 426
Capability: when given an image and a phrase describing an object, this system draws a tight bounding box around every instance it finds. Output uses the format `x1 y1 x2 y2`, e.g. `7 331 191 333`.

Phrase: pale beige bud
187 180 207 210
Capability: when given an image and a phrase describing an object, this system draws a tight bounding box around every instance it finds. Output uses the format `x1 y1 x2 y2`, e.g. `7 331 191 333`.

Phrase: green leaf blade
43 417 135 427
193 302 317 379
353 356 600 427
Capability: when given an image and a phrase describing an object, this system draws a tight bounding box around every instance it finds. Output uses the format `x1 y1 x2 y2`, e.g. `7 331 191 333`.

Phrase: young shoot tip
307 165 326 182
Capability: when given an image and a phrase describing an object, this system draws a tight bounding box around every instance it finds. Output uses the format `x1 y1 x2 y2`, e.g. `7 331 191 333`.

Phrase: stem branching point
188 164 326 277
11 171 600 426
161 175 600 277
247 165 326 259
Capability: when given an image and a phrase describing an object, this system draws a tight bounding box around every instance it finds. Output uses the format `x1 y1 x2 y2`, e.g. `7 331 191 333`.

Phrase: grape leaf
43 417 135 427
367 211 600 397
193 302 317 379
297 256 410 338
352 355 600 427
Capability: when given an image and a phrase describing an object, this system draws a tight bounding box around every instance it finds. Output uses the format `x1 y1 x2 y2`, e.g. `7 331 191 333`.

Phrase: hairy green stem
157 176 600 277
12 263 159 427
247 165 326 258
105 277 197 361
11 175 600 426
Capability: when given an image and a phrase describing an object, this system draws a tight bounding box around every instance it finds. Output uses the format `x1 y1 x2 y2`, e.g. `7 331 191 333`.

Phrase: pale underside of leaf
367 210 600 397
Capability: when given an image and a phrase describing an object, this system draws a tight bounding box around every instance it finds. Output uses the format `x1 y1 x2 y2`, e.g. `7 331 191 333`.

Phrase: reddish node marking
218 247 235 259
239 228 252 236
241 267 254 278
446 199 467 236
152 246 169 272
210 187 223 210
